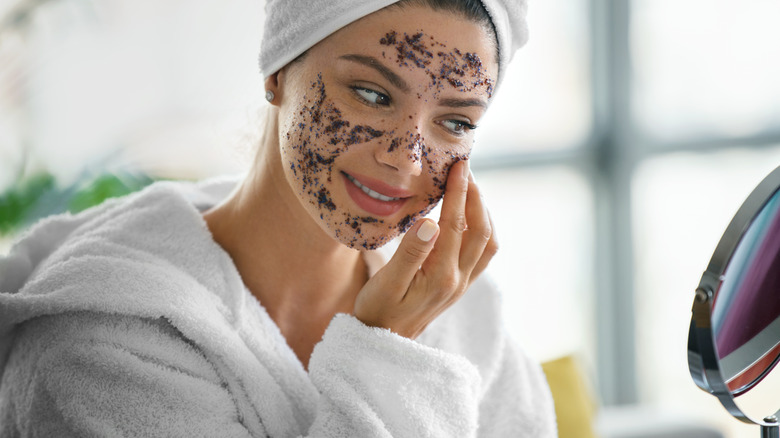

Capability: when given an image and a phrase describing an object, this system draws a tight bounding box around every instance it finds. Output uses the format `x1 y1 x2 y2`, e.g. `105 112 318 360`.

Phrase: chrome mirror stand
761 416 778 438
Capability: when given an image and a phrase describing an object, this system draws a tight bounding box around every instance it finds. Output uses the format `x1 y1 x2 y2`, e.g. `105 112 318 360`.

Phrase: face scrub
282 30 492 250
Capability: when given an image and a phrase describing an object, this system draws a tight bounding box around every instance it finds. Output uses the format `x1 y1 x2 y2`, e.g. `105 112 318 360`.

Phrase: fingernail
462 160 470 178
417 220 437 242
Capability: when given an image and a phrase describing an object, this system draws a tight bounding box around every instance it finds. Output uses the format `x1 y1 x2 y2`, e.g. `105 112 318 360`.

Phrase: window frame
472 0 780 406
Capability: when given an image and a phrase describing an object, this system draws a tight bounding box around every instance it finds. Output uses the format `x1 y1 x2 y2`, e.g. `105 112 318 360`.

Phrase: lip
342 171 412 217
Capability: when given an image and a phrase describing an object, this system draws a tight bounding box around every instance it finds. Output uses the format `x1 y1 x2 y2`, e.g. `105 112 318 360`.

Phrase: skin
203 5 499 369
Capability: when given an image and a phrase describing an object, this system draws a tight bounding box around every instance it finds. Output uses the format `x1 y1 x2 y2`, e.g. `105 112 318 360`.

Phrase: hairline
385 0 499 61
285 1 499 73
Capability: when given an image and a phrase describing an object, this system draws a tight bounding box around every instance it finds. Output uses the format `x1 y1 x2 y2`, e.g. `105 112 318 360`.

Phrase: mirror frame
688 165 780 427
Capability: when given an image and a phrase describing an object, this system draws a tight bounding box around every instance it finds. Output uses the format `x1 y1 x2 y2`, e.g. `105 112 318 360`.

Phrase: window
631 0 780 142
479 2 780 437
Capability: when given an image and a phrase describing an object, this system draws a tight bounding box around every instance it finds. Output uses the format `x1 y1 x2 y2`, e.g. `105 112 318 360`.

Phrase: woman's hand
353 160 498 339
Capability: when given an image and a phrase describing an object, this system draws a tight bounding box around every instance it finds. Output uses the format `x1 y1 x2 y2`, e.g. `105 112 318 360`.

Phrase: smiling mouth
344 173 402 201
341 172 411 217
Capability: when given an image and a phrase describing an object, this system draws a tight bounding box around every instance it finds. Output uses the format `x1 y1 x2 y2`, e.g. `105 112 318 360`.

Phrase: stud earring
265 90 275 103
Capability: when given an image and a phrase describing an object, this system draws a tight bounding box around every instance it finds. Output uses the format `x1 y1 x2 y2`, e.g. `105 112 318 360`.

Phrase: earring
265 90 275 103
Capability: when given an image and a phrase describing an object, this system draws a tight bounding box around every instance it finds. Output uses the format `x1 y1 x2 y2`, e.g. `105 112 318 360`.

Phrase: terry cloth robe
0 177 556 438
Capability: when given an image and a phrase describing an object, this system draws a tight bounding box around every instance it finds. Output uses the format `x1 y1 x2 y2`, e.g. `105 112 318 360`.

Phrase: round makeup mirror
688 165 780 437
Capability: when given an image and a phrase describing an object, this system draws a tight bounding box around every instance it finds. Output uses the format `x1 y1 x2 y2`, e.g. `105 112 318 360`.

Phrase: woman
0 0 556 436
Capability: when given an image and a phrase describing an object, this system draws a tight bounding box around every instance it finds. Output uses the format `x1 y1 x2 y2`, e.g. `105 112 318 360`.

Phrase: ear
264 72 281 106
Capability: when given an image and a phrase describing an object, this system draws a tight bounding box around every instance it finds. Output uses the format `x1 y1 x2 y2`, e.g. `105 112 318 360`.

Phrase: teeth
346 174 401 202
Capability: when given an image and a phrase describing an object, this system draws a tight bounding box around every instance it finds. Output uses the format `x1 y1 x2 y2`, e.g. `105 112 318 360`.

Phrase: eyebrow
438 97 487 109
339 54 410 92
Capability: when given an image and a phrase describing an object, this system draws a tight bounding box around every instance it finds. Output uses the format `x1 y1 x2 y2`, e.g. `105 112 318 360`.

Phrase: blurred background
1 0 779 436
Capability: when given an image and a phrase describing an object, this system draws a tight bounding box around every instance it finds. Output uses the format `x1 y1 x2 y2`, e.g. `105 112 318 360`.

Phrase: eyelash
441 120 478 135
351 86 391 107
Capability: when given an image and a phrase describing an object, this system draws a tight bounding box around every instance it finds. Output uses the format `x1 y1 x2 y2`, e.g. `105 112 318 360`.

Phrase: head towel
259 0 528 87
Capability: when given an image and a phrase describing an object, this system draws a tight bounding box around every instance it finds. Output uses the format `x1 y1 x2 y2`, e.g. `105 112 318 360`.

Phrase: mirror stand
761 416 778 438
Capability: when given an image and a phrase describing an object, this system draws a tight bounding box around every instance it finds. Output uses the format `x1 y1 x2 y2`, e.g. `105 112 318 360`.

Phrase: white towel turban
259 0 528 87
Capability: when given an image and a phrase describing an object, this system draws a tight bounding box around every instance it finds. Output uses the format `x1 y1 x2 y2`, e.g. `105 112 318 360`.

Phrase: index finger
425 159 470 268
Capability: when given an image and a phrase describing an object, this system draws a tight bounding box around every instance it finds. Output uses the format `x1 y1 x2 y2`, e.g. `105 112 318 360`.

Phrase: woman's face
273 5 498 250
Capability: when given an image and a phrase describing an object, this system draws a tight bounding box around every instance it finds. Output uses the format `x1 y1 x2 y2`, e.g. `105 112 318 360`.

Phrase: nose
375 127 424 177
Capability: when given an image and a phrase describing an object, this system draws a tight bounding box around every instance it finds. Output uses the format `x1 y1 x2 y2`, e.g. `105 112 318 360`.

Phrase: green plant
0 170 156 237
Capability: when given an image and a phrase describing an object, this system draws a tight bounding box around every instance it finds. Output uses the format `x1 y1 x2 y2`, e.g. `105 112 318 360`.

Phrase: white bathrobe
0 177 556 438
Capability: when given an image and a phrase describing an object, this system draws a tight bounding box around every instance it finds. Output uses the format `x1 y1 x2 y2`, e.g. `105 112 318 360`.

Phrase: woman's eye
441 119 477 134
353 87 390 106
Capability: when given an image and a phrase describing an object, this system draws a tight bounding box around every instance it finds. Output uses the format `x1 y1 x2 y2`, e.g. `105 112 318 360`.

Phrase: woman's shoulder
5 176 242 295
2 179 212 283
0 178 249 372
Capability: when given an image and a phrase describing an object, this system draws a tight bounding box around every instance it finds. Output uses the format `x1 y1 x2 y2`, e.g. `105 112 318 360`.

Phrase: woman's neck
202 120 367 362
204 160 366 311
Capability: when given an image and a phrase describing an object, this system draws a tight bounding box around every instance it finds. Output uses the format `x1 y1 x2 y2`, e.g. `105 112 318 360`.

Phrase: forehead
313 5 498 82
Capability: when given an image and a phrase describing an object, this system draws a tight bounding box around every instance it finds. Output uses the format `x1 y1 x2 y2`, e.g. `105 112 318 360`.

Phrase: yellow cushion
541 355 598 438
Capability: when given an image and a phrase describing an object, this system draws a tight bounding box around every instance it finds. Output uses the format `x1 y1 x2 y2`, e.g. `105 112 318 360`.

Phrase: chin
330 199 442 251
340 232 397 251
325 210 402 251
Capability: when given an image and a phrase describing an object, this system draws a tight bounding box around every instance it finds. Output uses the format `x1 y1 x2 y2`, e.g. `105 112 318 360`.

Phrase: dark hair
392 0 498 58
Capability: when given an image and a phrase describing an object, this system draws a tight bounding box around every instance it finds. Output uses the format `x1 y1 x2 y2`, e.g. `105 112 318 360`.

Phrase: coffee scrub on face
280 29 488 250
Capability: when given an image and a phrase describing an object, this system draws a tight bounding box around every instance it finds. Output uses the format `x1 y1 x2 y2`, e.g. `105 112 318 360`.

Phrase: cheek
280 74 408 250
282 74 388 197
423 146 470 201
